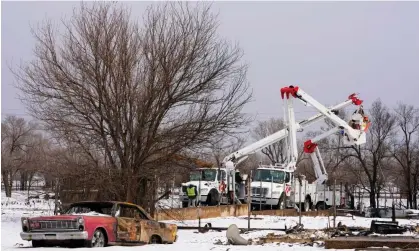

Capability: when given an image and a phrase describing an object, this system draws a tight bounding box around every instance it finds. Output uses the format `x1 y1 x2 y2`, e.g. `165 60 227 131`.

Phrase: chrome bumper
20 231 88 240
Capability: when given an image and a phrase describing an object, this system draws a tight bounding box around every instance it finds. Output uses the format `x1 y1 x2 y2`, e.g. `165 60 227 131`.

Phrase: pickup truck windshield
253 169 285 184
190 169 216 181
66 202 113 215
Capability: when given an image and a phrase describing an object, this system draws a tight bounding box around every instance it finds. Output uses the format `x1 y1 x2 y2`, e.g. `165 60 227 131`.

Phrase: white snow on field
163 215 419 230
156 194 182 209
2 189 417 251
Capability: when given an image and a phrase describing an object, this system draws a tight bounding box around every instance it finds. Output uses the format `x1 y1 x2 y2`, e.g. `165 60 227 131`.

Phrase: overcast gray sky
2 1 419 123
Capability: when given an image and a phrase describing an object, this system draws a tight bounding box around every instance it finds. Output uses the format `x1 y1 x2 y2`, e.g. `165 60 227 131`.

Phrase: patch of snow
163 215 419 231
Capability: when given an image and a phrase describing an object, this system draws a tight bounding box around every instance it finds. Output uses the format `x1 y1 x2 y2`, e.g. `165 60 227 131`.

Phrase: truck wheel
85 229 106 247
150 235 162 244
303 198 311 212
316 202 326 211
182 201 189 208
32 240 45 248
277 193 286 210
206 189 219 206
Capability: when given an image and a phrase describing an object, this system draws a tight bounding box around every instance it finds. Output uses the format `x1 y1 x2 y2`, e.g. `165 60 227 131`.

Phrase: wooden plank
325 237 419 249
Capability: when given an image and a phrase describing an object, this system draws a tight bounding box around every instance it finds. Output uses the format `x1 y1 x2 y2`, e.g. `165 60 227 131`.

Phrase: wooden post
333 179 336 229
270 176 273 210
248 170 252 231
259 179 262 211
198 176 201 229
299 177 302 225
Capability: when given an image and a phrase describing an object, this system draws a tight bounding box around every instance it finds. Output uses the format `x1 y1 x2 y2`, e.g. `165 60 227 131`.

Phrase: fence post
248 170 252 231
259 179 262 211
299 177 302 226
333 179 336 229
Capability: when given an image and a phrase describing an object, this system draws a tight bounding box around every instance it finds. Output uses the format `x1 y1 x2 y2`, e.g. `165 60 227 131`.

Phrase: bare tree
13 2 251 209
344 99 396 208
1 115 37 197
19 132 49 195
251 118 286 164
391 103 419 209
209 135 247 168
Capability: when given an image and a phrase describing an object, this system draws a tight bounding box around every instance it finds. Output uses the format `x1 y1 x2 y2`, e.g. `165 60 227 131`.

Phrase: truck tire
276 193 286 210
303 197 311 212
85 228 107 247
316 202 327 211
32 240 45 248
206 189 219 206
182 201 189 208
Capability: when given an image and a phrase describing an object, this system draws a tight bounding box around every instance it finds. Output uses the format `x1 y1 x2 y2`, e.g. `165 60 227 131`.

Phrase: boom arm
303 127 341 184
222 94 363 166
277 85 371 184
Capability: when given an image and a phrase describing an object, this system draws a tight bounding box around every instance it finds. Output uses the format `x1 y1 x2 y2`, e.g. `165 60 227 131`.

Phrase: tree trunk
2 170 12 197
408 189 413 209
369 186 376 208
345 183 355 209
406 169 412 209
20 172 28 191
126 171 138 203
136 178 149 207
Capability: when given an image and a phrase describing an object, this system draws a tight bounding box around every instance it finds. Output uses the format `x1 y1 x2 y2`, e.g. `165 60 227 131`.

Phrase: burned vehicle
20 201 177 247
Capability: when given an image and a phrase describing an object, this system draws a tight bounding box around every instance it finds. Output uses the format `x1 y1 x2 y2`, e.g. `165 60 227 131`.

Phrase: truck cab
179 168 245 207
250 164 294 210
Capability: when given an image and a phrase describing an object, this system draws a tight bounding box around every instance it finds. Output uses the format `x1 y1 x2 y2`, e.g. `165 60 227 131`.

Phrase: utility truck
179 168 246 207
250 86 370 211
180 86 368 208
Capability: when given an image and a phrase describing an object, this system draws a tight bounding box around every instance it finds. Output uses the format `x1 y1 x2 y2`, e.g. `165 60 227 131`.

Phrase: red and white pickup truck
20 201 177 248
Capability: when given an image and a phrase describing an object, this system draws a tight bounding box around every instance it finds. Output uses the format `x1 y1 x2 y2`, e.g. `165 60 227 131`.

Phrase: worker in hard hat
186 184 198 207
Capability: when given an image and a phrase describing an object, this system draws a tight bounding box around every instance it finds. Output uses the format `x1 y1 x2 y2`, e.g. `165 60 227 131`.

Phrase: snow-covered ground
2 189 418 251
163 214 419 230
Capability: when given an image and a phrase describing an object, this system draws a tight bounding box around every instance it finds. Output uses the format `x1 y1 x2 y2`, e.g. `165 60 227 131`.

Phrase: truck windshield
190 169 216 181
65 202 114 216
253 169 285 184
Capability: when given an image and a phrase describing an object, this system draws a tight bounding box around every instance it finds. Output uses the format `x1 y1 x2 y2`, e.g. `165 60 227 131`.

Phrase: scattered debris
226 224 250 245
257 228 328 246
285 223 304 234
370 220 407 235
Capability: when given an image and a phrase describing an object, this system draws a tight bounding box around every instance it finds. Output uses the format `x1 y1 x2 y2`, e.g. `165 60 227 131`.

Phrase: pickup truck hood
27 215 80 221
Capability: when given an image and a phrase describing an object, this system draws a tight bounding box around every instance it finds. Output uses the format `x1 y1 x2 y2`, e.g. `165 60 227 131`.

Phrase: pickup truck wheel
32 240 44 248
86 229 106 248
150 235 162 244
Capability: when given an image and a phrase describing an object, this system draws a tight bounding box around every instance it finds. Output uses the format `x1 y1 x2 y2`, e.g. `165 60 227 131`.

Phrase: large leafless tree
391 103 419 209
1 115 38 197
13 2 251 208
251 118 287 164
343 99 396 208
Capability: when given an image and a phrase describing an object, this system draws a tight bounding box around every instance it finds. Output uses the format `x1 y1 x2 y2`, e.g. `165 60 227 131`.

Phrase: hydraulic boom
281 85 371 184
222 93 363 167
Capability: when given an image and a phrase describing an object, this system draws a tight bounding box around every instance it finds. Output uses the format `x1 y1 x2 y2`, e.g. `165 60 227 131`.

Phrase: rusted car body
20 201 177 247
